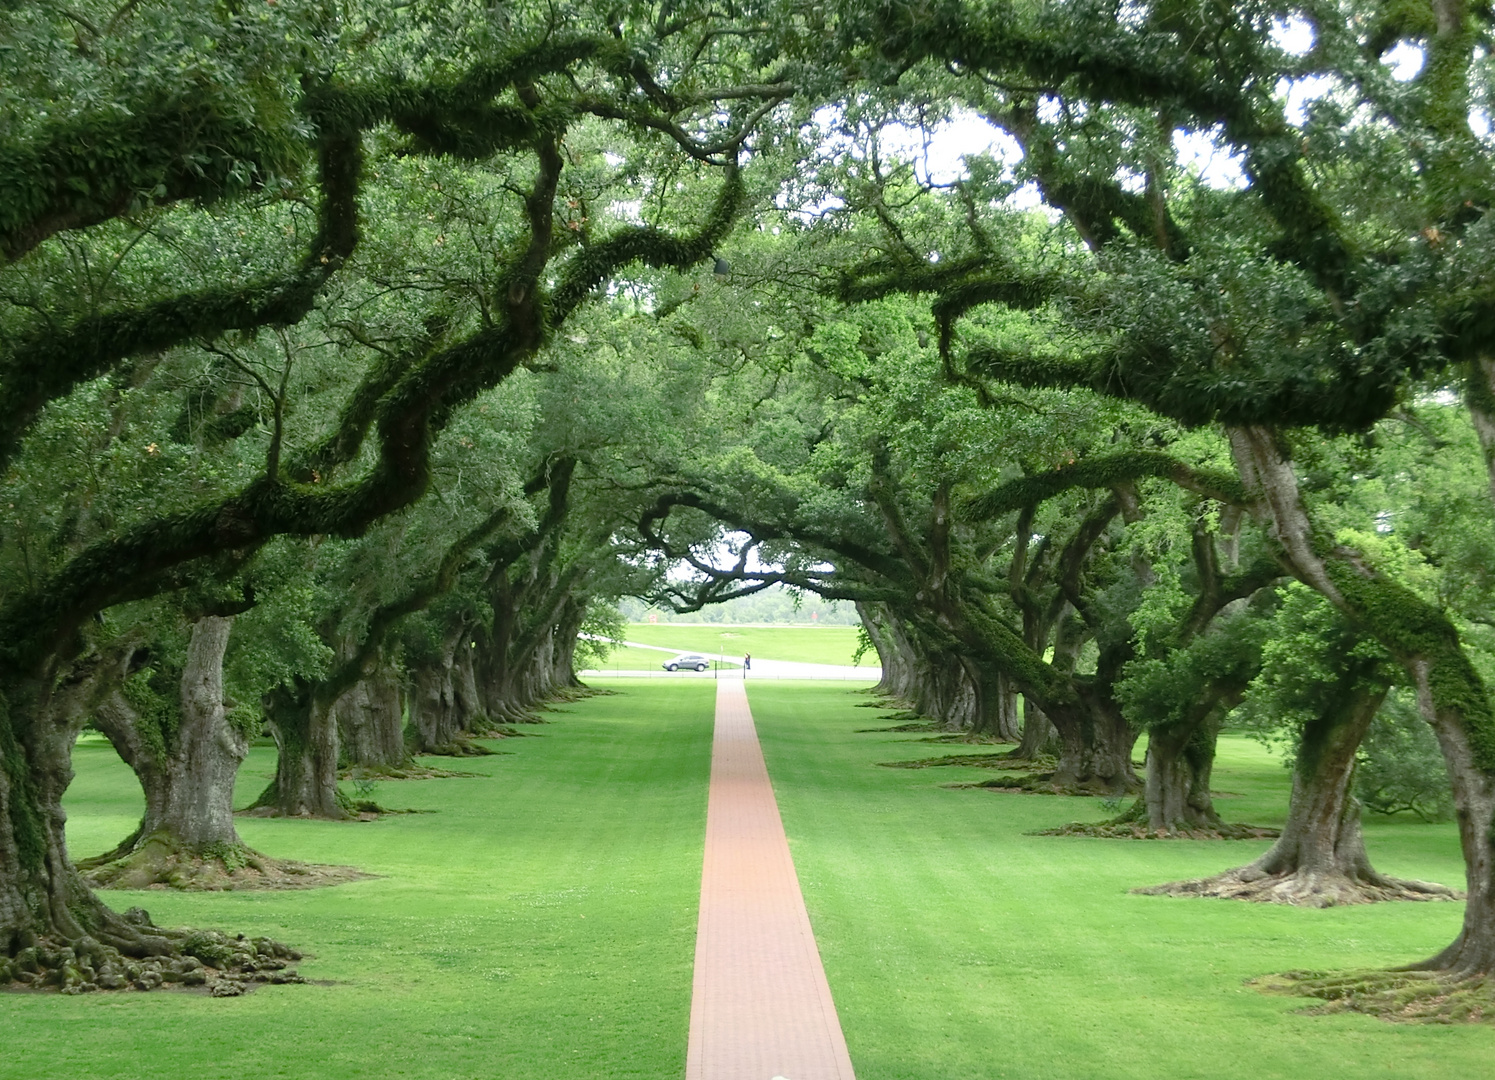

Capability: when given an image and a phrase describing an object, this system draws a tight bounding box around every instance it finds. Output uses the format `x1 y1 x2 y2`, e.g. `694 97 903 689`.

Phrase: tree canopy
3 0 1495 1022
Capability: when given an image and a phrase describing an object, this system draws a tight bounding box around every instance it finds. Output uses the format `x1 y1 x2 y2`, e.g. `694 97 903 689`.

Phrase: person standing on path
743 652 751 677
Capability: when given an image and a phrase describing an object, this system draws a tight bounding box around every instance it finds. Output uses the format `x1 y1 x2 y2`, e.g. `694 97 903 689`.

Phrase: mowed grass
14 679 1492 1080
611 623 875 666
2 683 715 1080
748 682 1493 1080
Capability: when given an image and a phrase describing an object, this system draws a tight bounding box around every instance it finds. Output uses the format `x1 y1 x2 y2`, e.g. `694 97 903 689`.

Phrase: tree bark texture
407 620 484 753
85 617 253 884
1142 714 1225 833
1140 679 1454 902
0 648 187 977
334 657 407 769
1047 693 1140 794
1015 697 1058 758
859 602 921 700
250 681 347 819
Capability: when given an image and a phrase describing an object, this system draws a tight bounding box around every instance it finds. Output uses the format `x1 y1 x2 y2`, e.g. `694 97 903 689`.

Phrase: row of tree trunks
406 620 484 754
857 601 1020 738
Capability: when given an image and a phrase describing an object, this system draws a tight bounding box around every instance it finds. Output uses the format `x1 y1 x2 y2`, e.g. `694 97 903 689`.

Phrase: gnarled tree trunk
859 601 920 700
335 655 407 770
248 680 347 819
1140 713 1226 834
964 659 1020 741
1 646 300 993
1047 694 1140 795
1140 676 1456 904
407 620 485 754
1014 697 1057 759
84 617 260 887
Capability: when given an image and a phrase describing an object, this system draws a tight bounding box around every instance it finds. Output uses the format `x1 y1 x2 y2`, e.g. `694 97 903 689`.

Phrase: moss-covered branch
963 451 1246 521
866 0 1355 293
0 93 301 264
0 128 361 474
547 161 743 324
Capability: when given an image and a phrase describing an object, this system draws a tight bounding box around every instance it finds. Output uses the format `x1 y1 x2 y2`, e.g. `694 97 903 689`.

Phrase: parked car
662 653 711 672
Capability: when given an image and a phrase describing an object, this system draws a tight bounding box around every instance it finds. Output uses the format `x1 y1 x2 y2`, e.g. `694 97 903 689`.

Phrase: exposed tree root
0 909 306 996
1251 969 1495 1023
1032 821 1281 840
945 769 1144 796
854 709 941 733
419 737 503 757
914 733 1017 745
237 798 430 820
340 763 477 780
78 836 373 891
1134 867 1463 906
883 752 1057 771
879 752 1030 769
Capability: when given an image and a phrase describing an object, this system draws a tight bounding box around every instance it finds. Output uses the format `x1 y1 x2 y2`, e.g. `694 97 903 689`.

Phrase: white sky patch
1116 0 1148 30
1472 109 1491 138
1270 14 1315 56
774 187 847 219
1385 41 1426 81
665 530 783 585
1420 388 1462 406
1173 127 1247 189
1279 73 1334 126
609 198 644 224
877 109 1041 209
603 151 625 168
879 111 1019 183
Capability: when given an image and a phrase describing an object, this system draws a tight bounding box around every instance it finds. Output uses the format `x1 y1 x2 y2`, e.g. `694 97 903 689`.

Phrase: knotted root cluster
0 908 305 997
1253 969 1495 1023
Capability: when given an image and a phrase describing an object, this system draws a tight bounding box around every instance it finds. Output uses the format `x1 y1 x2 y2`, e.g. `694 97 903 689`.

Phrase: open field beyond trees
603 623 876 667
4 680 1490 1079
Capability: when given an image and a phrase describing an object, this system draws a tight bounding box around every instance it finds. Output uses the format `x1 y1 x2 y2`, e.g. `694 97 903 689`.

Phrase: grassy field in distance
749 681 1490 1080
580 642 740 671
606 623 876 666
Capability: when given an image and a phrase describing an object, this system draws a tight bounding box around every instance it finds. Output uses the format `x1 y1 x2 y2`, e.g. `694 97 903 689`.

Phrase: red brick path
684 679 857 1080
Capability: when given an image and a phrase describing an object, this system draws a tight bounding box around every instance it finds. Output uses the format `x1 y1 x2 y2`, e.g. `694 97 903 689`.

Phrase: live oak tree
0 2 787 991
628 285 1267 797
814 0 1495 1013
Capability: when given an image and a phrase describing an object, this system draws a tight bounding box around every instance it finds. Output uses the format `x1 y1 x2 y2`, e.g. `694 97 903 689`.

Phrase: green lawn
10 680 1493 1080
748 681 1491 1080
5 684 714 1080
609 623 876 666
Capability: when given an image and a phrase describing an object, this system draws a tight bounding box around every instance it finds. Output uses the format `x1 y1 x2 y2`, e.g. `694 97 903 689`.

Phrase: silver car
662 653 711 672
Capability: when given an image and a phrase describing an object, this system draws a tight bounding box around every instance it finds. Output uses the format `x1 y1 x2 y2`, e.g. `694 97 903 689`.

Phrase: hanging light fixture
713 255 731 281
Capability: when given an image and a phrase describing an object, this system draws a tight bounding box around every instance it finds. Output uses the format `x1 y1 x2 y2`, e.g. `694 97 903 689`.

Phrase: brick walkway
685 678 857 1080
